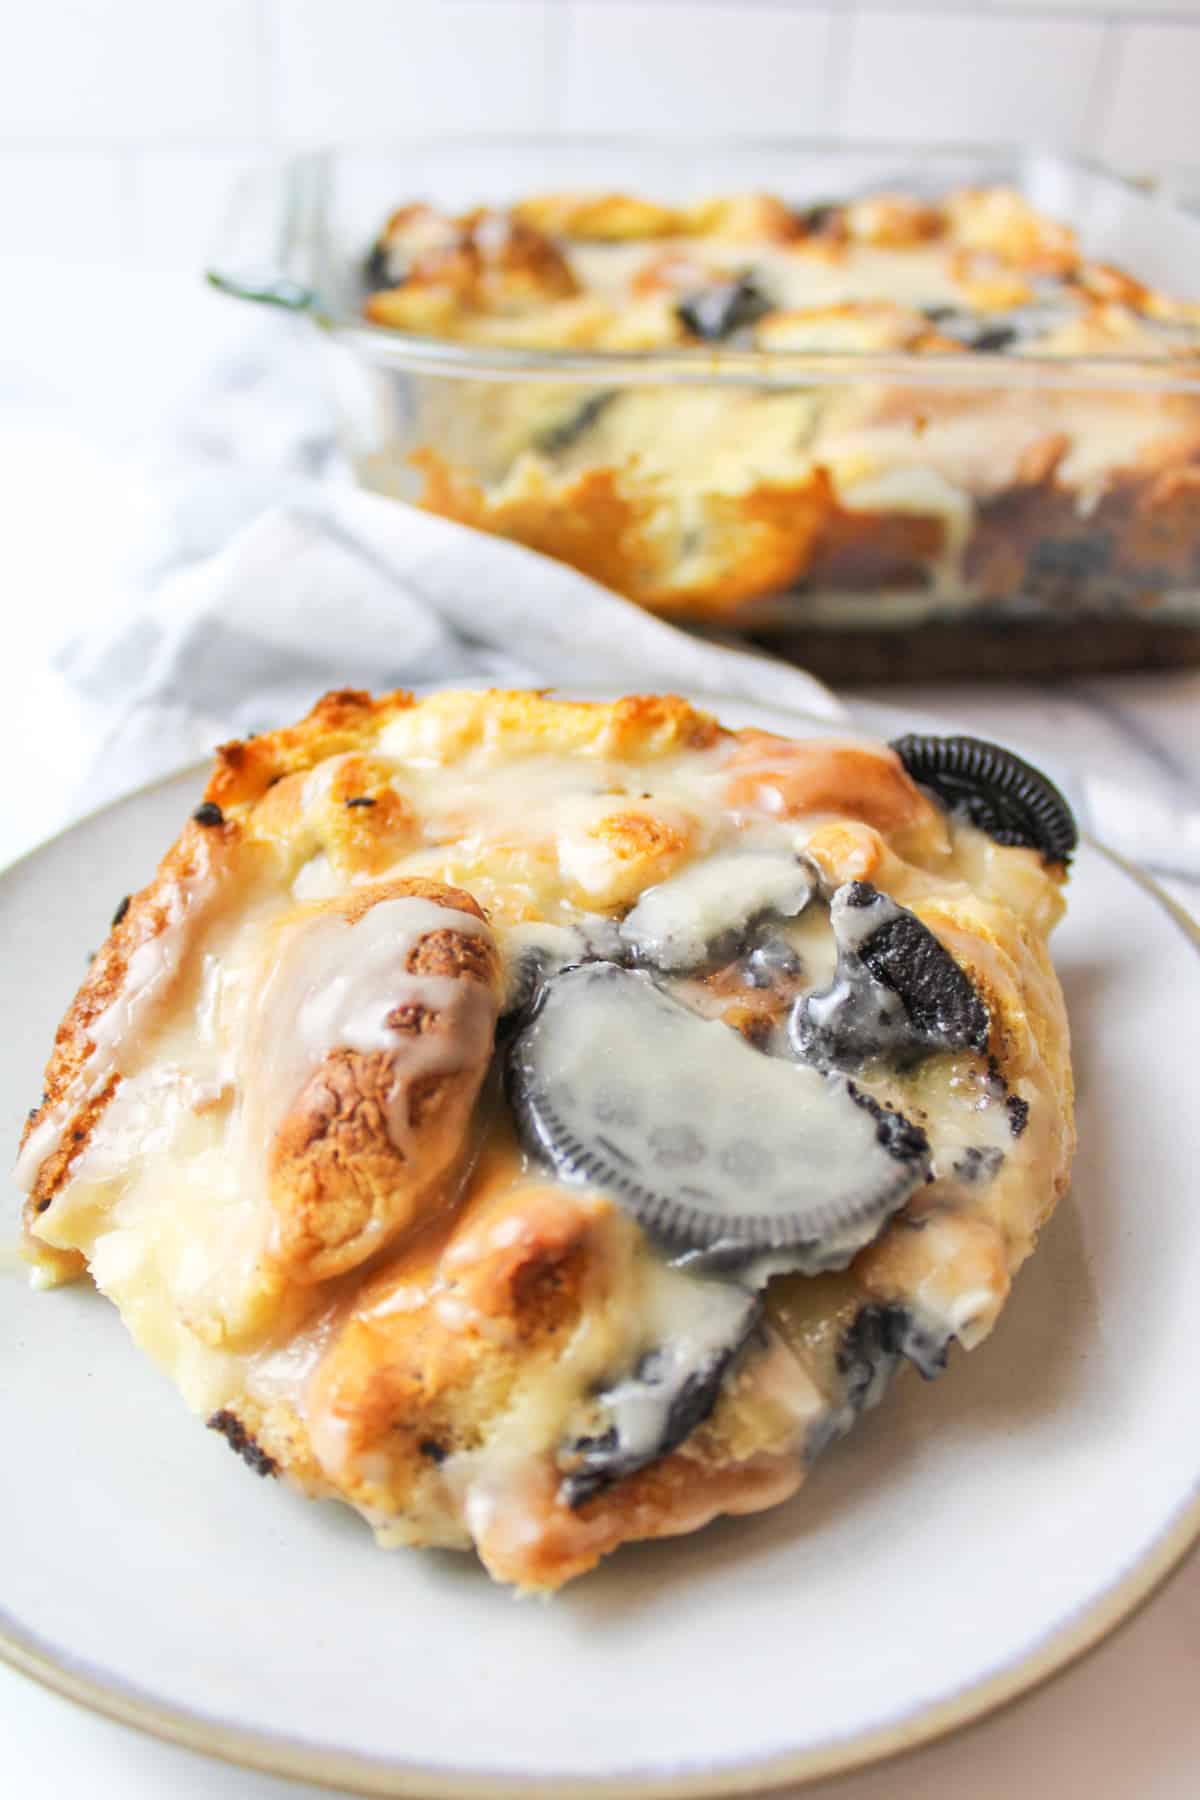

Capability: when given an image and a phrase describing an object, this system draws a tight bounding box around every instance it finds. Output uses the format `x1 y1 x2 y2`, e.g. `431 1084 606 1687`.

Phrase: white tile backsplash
0 0 262 143
855 0 1200 11
270 0 554 140
2 0 1199 265
1100 24 1200 170
128 149 274 272
0 151 126 260
844 12 1108 147
563 3 838 134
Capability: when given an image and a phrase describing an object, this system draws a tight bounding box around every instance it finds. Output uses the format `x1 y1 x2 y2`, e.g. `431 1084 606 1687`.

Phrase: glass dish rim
206 134 1200 394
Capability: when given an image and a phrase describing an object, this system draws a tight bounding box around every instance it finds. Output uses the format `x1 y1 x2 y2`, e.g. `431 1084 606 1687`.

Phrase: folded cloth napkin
54 485 844 820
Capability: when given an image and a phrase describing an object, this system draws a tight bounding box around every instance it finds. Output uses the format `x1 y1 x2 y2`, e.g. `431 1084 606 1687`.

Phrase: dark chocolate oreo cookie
558 1283 761 1507
507 962 930 1266
791 882 989 1072
677 275 771 342
890 733 1077 864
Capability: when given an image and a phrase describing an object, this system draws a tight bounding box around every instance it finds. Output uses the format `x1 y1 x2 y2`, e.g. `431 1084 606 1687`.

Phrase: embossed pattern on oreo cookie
507 961 930 1266
790 881 989 1072
890 733 1077 864
498 915 625 1020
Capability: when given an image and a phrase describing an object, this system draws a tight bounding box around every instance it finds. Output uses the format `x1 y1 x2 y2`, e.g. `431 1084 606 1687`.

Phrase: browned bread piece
18 688 1075 1589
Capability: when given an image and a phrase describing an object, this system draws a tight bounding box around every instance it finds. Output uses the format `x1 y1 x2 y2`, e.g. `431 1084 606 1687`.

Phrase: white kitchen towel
54 484 844 820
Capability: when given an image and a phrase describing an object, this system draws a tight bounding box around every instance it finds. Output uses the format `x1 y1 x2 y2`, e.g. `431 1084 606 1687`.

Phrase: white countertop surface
2 262 1199 1799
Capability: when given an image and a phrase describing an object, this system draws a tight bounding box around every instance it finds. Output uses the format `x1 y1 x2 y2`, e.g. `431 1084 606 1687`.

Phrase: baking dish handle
205 153 325 313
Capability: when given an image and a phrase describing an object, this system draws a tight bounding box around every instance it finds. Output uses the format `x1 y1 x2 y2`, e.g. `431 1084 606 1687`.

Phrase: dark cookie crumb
1006 1094 1030 1137
363 239 393 292
192 802 225 828
535 391 617 455
207 1409 278 1477
418 1438 448 1464
345 796 376 808
953 1145 1006 1183
111 895 131 928
846 1080 930 1164
972 325 1018 353
796 201 837 234
677 275 771 342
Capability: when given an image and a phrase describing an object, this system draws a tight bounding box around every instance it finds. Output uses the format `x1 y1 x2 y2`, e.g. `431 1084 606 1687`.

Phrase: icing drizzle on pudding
15 695 1074 1588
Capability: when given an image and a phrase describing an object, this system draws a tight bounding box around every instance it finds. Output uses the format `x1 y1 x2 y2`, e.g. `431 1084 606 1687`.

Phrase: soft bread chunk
261 879 501 1289
722 733 949 858
17 689 1076 1590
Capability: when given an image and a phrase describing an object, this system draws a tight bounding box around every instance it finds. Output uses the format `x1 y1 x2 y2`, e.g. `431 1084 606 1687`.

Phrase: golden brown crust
20 819 247 1238
413 451 837 619
207 689 418 810
266 878 501 1288
20 689 724 1276
306 1176 627 1524
364 206 579 334
722 734 948 858
472 1450 803 1591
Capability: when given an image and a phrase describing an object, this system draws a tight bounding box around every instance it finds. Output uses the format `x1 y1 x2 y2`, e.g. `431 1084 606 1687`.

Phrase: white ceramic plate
3 695 1199 1800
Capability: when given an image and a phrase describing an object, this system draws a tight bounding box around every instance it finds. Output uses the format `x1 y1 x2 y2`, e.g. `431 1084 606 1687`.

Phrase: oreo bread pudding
360 185 1200 623
17 690 1076 1590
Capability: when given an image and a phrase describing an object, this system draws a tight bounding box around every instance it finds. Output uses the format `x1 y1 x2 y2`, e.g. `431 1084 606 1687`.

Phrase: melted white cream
620 849 815 971
515 964 927 1261
14 852 222 1194
585 1265 756 1463
245 896 494 1156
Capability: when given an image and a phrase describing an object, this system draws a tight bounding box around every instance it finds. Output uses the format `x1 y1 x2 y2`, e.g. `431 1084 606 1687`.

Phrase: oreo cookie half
891 733 1078 864
507 961 930 1267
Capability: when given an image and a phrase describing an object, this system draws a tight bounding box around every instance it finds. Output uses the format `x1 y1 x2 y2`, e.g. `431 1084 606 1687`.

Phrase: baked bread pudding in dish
358 186 1200 624
17 690 1077 1590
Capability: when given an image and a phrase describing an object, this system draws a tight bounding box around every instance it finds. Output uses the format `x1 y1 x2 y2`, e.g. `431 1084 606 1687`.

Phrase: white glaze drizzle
13 863 215 1194
497 914 623 1009
620 848 815 971
14 706 1063 1567
583 1263 757 1463
515 964 927 1260
245 897 496 1158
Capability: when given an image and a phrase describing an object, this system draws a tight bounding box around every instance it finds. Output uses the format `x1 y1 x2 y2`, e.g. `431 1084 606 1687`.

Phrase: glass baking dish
209 139 1200 678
